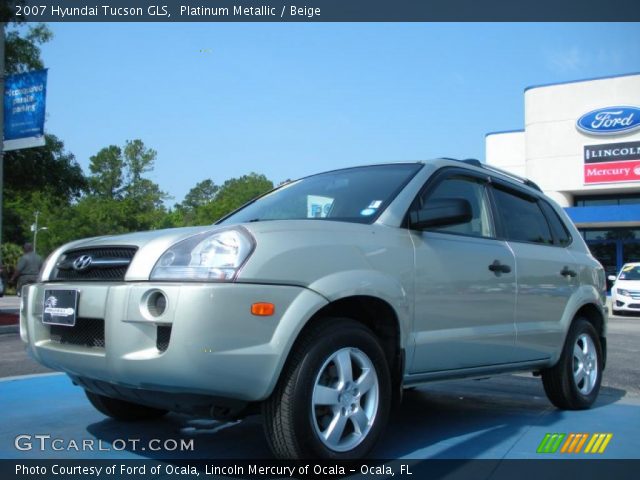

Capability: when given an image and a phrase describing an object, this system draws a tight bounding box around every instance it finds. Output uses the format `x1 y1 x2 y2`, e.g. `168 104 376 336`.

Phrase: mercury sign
3 69 48 151
576 106 640 136
584 141 640 184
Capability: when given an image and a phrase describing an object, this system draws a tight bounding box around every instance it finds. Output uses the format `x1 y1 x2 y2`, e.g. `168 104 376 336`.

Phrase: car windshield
619 265 640 281
218 164 422 225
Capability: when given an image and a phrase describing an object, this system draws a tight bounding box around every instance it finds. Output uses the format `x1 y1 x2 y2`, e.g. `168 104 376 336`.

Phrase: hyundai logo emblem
72 255 93 272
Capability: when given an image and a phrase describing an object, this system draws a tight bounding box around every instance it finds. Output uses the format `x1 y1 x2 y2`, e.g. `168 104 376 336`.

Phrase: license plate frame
42 289 79 327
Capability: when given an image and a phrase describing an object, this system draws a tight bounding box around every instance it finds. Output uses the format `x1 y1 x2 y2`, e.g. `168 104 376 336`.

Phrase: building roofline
525 71 640 93
485 129 525 138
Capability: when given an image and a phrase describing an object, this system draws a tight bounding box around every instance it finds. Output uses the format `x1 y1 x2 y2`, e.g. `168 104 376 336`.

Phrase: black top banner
5 0 640 22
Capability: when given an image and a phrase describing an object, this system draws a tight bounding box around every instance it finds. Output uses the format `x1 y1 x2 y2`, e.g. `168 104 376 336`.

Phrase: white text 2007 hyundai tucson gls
21 158 607 459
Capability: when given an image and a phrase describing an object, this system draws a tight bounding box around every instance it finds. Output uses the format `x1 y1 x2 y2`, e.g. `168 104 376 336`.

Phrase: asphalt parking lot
1 308 639 460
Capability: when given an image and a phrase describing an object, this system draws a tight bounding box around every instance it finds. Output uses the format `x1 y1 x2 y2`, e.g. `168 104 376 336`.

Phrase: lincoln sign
584 141 640 184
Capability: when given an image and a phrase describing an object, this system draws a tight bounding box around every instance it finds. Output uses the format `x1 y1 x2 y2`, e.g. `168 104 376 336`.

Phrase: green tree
172 179 219 226
4 134 86 201
3 135 86 246
72 140 168 236
182 179 218 210
195 173 273 224
4 22 52 74
121 140 168 230
1 242 22 281
88 145 124 198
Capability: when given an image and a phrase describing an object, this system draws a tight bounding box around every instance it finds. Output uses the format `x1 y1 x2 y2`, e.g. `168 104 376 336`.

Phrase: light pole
31 211 48 254
1 22 5 266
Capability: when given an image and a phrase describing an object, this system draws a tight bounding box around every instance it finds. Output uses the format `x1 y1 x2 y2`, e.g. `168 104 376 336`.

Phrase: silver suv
21 159 607 459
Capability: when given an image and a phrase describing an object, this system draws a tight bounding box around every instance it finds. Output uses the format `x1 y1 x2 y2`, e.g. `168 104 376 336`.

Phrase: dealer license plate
42 289 79 327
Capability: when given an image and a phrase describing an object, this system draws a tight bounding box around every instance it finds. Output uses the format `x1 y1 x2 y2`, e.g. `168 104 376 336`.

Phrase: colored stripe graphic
539 433 613 454
584 433 613 454
560 433 589 453
537 433 566 453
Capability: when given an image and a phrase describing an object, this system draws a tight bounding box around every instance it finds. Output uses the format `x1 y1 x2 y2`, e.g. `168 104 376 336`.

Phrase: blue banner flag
3 69 48 151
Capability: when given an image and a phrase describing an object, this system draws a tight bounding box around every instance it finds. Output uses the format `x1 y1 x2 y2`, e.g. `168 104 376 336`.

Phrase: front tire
263 318 391 459
85 390 168 421
542 318 603 410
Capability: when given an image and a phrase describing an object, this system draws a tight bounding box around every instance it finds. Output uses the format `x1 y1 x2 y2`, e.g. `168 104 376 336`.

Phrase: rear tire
542 318 602 410
263 318 391 459
85 390 168 421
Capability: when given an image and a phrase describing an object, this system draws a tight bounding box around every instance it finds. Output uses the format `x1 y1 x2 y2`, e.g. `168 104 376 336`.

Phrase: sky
37 22 640 206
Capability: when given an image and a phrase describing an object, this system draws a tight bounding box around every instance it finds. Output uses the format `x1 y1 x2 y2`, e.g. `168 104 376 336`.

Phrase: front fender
262 270 412 399
308 269 412 351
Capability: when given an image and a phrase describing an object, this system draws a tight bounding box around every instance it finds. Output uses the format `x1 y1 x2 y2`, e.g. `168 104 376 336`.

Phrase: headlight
617 288 630 297
150 227 255 281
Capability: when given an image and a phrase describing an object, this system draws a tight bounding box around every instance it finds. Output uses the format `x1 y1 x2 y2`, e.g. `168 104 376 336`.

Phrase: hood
614 279 640 292
43 218 404 284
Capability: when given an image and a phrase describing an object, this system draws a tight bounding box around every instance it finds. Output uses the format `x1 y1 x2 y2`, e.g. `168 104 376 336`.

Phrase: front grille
51 247 137 281
50 318 105 348
628 303 640 309
157 326 171 352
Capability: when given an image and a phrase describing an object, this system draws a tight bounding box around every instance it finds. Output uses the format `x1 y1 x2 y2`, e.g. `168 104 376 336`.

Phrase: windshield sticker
620 274 626 279
307 195 334 218
368 200 383 209
360 208 376 216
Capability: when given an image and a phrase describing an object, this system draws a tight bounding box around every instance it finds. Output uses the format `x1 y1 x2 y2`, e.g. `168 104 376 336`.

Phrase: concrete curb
0 324 19 335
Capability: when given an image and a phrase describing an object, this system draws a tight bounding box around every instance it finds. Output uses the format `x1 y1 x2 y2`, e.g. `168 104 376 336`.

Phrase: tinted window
539 201 572 246
575 193 640 207
492 187 553 245
219 164 422 225
419 176 494 238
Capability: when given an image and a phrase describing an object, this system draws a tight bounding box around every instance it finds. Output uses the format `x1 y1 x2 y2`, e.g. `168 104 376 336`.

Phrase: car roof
318 158 544 196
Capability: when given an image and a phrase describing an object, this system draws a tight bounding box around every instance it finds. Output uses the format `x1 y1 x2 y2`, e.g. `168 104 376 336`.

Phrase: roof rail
456 158 543 192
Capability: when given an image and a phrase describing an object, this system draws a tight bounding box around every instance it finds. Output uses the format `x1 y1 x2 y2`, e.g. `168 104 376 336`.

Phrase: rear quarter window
539 201 572 247
491 186 553 245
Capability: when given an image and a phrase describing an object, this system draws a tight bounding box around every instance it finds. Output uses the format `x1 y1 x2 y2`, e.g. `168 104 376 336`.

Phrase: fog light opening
147 291 168 318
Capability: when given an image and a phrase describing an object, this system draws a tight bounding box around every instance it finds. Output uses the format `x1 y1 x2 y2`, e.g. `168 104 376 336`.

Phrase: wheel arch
277 295 405 401
573 302 607 369
306 295 402 368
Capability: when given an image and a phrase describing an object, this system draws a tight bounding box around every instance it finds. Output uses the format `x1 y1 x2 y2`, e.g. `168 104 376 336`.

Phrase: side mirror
410 198 472 230
608 275 617 282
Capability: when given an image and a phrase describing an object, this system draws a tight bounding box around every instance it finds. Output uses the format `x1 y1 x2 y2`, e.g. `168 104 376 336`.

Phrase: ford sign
577 106 640 136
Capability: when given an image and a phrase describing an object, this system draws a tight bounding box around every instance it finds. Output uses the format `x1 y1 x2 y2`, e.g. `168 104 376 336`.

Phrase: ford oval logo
577 106 640 136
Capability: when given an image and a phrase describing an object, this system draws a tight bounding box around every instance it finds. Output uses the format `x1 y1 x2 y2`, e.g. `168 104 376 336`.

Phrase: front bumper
21 282 327 403
611 293 640 315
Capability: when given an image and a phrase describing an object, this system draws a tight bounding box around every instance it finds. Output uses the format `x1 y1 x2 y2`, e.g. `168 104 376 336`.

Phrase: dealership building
486 72 640 286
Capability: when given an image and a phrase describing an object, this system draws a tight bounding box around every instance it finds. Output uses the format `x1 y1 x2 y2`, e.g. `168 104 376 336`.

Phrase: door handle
561 266 577 278
488 260 511 274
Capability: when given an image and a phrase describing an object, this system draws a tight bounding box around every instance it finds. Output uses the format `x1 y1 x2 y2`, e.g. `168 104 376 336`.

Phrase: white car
610 263 640 316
